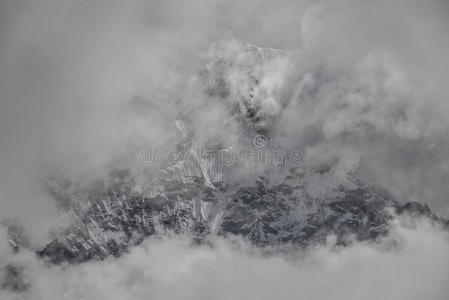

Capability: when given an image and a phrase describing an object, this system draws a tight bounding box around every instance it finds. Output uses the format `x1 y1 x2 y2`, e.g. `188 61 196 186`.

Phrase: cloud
0 217 448 300
0 0 449 266
273 0 449 215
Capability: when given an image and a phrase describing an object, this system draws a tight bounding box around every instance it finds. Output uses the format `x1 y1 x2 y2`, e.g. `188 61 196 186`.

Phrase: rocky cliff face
35 163 446 264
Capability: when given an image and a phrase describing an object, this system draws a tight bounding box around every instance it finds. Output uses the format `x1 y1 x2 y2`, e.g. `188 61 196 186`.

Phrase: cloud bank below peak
1 217 449 300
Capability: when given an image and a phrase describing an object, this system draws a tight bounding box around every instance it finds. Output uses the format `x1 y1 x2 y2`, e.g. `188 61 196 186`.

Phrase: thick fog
1 0 449 298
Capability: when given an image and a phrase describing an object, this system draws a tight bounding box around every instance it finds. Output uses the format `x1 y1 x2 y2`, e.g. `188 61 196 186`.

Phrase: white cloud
1 218 448 300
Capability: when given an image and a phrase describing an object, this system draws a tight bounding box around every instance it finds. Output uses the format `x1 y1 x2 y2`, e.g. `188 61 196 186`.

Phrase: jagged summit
193 40 288 135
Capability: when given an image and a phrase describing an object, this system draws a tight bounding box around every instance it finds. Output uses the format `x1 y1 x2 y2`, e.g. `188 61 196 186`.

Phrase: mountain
8 40 447 264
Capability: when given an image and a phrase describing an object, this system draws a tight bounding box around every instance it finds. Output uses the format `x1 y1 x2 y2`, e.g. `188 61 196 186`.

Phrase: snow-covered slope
36 154 445 264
